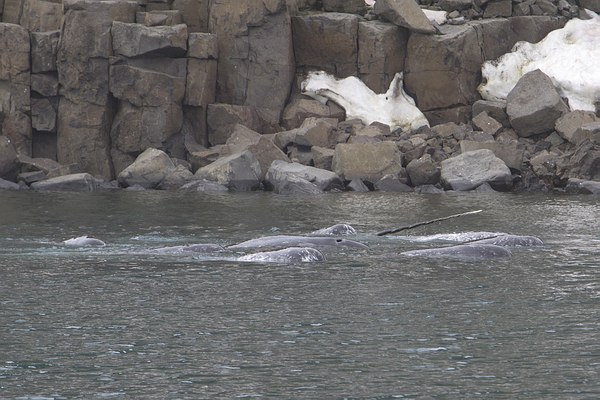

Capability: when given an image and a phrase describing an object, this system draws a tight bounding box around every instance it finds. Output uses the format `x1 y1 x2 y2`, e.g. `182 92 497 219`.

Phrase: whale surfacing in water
310 223 356 236
151 243 227 254
228 235 368 250
402 244 512 260
63 236 106 247
471 234 543 247
238 247 325 263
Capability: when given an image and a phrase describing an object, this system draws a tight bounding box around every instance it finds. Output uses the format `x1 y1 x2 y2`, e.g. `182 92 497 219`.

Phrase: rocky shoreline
0 0 599 194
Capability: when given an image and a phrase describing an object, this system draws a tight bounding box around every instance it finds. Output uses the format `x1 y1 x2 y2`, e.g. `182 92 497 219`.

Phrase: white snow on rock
479 10 600 112
301 70 430 131
422 9 448 25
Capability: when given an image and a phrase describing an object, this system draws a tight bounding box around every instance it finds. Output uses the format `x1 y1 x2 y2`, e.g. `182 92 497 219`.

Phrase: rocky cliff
1 0 599 193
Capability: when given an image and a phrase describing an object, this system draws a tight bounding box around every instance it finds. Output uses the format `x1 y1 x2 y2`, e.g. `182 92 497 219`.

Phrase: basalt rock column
0 23 31 155
209 0 295 130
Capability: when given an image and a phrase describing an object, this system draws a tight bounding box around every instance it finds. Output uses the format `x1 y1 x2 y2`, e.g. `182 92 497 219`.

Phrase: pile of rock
0 0 598 194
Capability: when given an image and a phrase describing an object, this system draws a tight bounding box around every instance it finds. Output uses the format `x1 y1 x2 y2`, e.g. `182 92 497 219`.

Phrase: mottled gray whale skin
228 235 368 250
401 243 512 260
237 247 325 263
63 236 106 247
471 234 543 247
151 243 228 254
310 223 356 236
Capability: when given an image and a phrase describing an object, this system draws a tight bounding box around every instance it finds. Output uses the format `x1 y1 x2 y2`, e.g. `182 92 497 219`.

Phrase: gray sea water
0 190 599 399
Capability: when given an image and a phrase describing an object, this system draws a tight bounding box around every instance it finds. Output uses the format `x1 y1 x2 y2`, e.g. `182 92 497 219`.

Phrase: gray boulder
506 69 568 137
460 140 524 171
374 175 413 192
332 141 403 183
565 178 600 195
555 110 600 144
194 150 262 191
405 23 482 113
405 17 563 116
266 173 324 195
472 112 503 136
440 149 513 191
17 155 61 174
0 178 21 190
293 118 339 149
292 12 359 77
210 0 294 126
567 141 600 181
178 179 229 193
31 173 98 191
117 148 177 189
483 0 513 17
572 123 600 146
472 100 510 127
373 0 436 34
207 104 262 146
312 146 335 171
281 97 344 130
157 165 194 190
406 154 440 186
0 136 19 180
358 20 408 94
265 160 344 192
347 179 370 192
221 124 289 179
529 150 562 183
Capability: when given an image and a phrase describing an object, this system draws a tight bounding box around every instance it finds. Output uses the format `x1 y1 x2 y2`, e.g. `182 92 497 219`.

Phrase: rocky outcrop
333 141 404 183
30 172 98 191
265 160 344 192
194 150 262 191
441 149 513 191
506 69 568 137
404 17 564 124
1 0 598 195
373 0 436 34
0 23 31 155
209 0 295 127
56 0 137 179
0 136 19 179
117 148 176 189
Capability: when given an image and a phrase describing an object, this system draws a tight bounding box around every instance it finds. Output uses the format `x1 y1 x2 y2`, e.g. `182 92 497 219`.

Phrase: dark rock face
292 12 359 77
0 0 597 194
210 0 295 127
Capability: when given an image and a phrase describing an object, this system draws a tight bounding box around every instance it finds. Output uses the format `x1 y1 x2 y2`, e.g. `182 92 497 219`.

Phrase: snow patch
479 10 600 112
301 71 430 132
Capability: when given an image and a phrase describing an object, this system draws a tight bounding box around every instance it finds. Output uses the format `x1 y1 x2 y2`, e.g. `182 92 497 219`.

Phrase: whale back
228 235 368 250
238 247 325 263
402 243 512 260
471 234 543 247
